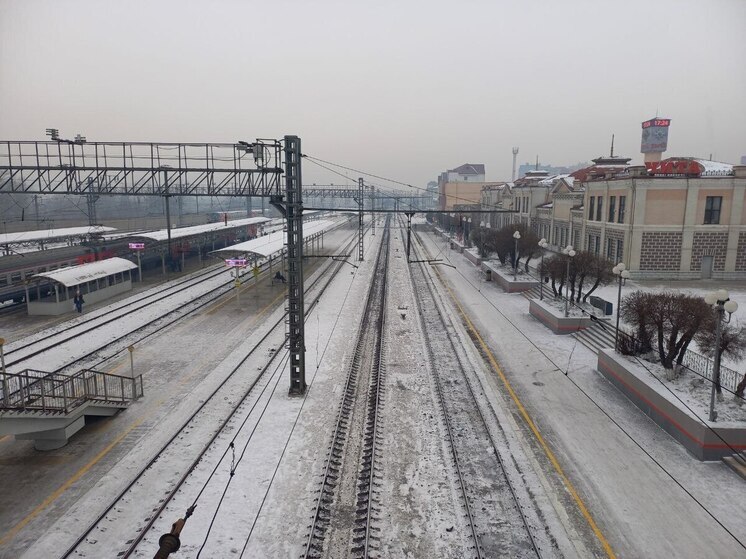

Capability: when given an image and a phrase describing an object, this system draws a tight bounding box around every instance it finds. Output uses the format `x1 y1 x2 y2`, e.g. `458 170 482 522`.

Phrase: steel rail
59 226 362 558
408 220 541 558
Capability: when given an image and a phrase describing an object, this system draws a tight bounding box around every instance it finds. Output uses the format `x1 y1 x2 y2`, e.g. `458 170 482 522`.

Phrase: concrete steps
572 319 616 355
723 453 746 480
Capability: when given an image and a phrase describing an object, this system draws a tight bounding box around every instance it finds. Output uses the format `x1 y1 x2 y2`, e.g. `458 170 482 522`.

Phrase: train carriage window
11 272 21 284
0 276 7 286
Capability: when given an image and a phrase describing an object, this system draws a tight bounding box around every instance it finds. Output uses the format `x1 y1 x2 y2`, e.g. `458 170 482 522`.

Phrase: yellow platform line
434 267 616 559
0 290 286 548
0 413 148 547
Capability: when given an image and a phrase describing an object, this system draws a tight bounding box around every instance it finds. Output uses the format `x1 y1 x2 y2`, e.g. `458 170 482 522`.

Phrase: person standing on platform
73 290 84 313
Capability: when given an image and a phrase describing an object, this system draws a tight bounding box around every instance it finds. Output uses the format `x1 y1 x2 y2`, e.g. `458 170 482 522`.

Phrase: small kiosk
26 257 138 316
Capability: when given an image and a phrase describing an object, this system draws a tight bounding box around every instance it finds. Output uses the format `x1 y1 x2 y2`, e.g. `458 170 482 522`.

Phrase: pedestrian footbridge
0 368 143 450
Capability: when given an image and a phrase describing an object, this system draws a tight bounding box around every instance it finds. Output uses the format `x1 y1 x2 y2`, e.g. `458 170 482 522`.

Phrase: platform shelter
26 257 138 315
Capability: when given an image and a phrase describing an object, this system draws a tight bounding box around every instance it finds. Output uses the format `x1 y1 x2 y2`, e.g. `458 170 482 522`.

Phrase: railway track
5 242 306 373
304 217 390 559
407 219 542 559
57 226 361 559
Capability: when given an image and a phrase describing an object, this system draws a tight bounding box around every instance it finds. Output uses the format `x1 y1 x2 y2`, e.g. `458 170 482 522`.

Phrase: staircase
572 318 616 354
723 453 746 480
521 285 543 300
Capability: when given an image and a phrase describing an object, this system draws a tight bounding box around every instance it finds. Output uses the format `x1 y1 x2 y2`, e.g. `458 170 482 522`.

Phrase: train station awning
31 257 138 287
0 225 116 247
212 219 336 259
127 217 271 242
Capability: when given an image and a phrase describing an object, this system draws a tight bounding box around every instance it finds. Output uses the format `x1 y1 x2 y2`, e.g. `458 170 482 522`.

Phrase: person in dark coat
274 271 287 284
73 290 84 313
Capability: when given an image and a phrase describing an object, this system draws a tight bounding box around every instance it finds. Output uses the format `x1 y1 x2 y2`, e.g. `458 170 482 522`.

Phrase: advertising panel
641 118 671 153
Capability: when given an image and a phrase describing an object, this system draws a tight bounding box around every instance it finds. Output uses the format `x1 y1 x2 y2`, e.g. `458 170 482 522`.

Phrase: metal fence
680 351 741 394
1 368 144 413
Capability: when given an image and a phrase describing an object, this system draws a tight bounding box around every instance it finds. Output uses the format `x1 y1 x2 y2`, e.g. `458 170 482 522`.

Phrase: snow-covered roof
695 159 733 174
32 257 138 287
131 217 271 242
538 174 570 186
0 225 116 246
212 220 336 258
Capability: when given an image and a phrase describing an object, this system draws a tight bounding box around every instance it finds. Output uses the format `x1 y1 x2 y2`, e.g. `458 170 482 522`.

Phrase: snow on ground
419 229 746 559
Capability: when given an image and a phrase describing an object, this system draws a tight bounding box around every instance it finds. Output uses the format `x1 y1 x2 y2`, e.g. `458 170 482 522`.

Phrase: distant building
741 155 746 165
517 161 589 179
485 150 746 279
438 163 488 210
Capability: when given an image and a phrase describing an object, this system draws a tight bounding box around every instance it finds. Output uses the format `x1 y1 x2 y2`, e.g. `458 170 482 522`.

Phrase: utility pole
370 184 375 236
358 177 364 261
163 169 172 268
405 211 415 261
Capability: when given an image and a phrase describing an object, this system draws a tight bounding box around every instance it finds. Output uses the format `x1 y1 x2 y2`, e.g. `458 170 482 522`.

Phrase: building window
704 196 722 224
618 196 626 223
596 196 603 222
589 196 595 220
616 239 624 261
587 234 594 253
608 196 616 222
607 238 614 259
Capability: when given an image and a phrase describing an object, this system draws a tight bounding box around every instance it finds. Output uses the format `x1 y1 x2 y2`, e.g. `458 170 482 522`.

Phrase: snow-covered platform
26 257 138 315
597 349 746 461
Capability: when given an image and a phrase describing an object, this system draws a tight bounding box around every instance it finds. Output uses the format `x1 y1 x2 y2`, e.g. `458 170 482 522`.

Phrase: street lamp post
513 230 521 281
612 263 631 352
538 238 548 300
562 245 576 317
704 290 738 422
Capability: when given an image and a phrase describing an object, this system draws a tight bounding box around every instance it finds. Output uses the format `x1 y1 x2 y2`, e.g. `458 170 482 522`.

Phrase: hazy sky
1 0 744 188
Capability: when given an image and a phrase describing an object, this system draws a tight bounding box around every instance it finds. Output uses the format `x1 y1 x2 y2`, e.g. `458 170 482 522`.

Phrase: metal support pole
358 177 364 261
371 184 375 236
564 256 570 317
163 169 172 268
136 251 142 282
615 276 622 351
128 345 135 378
406 212 414 262
709 304 723 421
513 237 518 281
539 253 544 301
0 338 8 407
284 135 306 396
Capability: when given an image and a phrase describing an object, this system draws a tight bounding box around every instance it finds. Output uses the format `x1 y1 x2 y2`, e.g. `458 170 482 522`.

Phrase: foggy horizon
1 0 744 188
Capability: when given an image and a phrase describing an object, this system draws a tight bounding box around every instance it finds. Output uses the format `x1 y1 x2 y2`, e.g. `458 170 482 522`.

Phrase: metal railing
616 330 741 393
0 368 143 413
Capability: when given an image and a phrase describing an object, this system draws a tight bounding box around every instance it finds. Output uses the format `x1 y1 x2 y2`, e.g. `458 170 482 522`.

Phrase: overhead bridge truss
0 140 283 197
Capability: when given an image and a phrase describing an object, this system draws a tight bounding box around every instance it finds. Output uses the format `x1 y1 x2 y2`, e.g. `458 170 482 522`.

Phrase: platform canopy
128 217 271 242
212 219 336 259
31 257 138 287
0 225 116 247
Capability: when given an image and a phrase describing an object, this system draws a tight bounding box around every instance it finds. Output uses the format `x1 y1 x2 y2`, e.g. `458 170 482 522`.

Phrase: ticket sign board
225 258 248 267
641 118 671 153
129 242 145 250
645 160 701 177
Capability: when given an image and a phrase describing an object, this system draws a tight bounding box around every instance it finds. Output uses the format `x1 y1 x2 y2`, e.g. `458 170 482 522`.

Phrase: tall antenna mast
610 134 615 157
511 147 519 182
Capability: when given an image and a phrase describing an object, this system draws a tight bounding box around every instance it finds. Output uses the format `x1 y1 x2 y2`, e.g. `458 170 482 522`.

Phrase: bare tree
581 254 614 302
621 291 711 369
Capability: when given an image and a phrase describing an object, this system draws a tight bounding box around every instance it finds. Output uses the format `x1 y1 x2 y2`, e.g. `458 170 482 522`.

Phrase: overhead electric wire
416 227 746 553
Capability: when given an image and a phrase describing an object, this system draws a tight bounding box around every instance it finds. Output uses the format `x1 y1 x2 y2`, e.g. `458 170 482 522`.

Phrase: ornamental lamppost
562 245 576 317
513 230 521 280
538 238 549 300
612 262 631 351
703 290 739 422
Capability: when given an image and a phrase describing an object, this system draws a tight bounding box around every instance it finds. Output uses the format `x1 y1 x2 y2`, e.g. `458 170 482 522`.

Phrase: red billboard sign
642 118 671 129
645 160 701 176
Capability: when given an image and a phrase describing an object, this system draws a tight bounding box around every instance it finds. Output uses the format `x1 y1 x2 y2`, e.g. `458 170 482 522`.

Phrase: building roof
0 225 116 246
211 220 336 259
129 217 271 242
32 257 138 287
449 163 485 175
